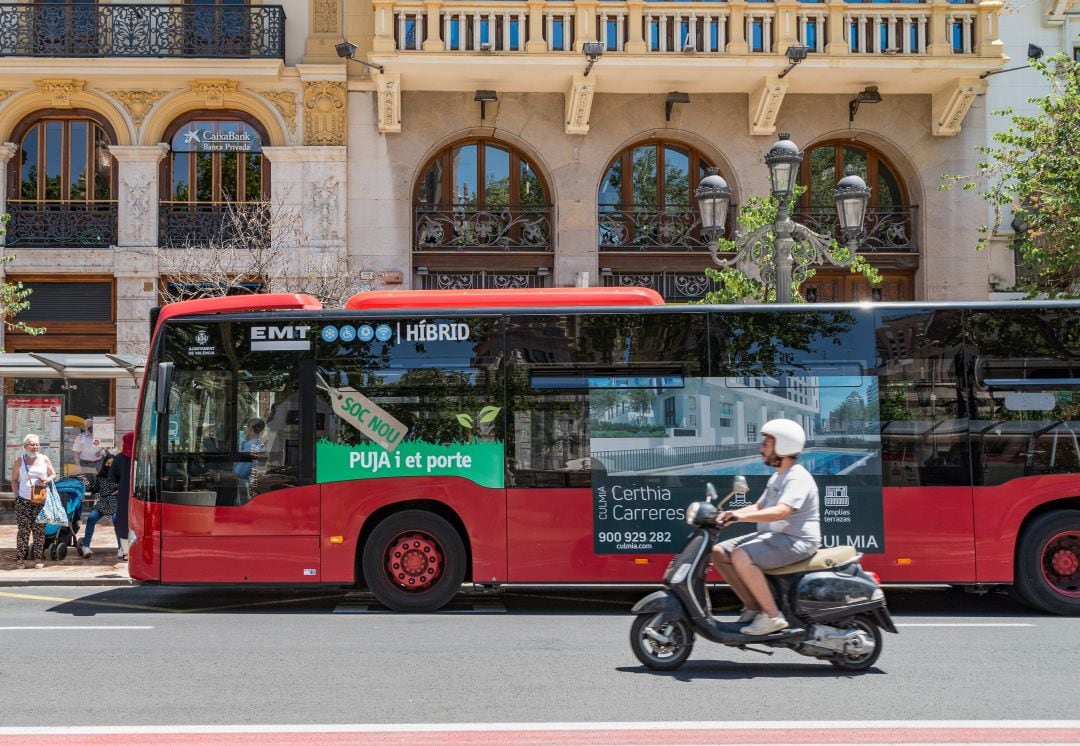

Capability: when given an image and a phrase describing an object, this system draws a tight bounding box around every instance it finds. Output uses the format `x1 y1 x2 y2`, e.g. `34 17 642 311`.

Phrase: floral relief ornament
303 81 346 146
111 90 170 129
123 178 151 242
262 91 298 134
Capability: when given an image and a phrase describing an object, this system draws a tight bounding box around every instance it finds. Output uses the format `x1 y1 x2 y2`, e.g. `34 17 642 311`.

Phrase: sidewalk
0 513 133 586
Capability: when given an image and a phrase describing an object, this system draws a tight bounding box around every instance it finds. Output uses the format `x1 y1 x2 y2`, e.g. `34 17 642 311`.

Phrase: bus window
874 309 970 487
159 322 305 506
969 309 1080 486
314 317 503 488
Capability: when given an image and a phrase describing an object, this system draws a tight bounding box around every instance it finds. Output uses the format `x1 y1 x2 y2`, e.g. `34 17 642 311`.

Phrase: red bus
129 289 1080 615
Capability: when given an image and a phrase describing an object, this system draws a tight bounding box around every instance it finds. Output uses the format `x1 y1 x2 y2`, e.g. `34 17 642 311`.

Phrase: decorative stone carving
190 79 238 108
0 90 14 104
36 79 85 107
123 177 151 243
376 74 401 134
263 91 298 134
564 75 594 136
933 79 986 136
313 175 339 241
304 81 347 145
749 77 788 136
111 90 170 129
313 0 338 33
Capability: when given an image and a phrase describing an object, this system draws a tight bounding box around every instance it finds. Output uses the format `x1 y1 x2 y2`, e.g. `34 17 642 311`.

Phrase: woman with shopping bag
9 433 56 569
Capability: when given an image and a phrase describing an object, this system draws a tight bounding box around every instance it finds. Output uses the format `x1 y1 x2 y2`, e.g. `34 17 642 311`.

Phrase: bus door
158 324 321 583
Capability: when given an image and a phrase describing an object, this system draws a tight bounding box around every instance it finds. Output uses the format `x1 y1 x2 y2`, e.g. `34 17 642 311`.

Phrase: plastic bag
35 482 69 526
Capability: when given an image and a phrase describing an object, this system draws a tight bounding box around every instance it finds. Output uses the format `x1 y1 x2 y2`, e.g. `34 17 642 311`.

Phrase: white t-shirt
755 463 821 544
73 432 105 463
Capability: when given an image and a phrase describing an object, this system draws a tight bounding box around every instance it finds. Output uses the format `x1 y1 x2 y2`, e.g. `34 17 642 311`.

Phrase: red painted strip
2 728 1078 745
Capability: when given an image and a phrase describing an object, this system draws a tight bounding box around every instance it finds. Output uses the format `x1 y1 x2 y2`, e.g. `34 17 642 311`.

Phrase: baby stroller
42 477 86 560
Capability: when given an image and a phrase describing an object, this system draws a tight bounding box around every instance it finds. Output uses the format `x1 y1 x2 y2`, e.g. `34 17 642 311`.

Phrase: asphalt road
0 585 1076 728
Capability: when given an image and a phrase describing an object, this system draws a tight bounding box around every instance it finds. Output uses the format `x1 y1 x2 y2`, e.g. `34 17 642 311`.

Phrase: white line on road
895 622 1035 627
0 625 153 631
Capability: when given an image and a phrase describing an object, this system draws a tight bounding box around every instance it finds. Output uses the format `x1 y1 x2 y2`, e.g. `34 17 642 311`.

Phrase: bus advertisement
129 289 1080 615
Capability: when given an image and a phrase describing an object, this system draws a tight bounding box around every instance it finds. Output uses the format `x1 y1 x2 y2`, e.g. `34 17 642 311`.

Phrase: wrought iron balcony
4 201 117 248
418 270 549 290
159 201 270 249
599 205 714 252
414 205 552 251
0 3 285 59
793 206 918 252
602 270 719 302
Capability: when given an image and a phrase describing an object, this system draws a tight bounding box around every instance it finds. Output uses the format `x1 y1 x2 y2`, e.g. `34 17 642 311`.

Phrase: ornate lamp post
695 132 871 303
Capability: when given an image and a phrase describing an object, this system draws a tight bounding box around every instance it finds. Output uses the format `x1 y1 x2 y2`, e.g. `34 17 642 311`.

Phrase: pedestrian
72 418 106 475
108 432 134 561
9 433 56 570
77 454 118 559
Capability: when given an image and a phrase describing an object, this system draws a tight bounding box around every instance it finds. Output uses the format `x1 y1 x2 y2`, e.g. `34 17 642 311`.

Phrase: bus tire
1015 509 1080 616
362 510 466 613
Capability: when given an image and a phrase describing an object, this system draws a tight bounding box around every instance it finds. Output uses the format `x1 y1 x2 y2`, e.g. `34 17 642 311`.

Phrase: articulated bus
130 288 1080 615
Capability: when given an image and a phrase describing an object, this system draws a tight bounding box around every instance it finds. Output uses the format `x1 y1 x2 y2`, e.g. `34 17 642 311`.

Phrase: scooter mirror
732 475 748 494
705 482 718 502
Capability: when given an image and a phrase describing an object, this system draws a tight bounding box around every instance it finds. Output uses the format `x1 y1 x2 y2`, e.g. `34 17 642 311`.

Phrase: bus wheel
362 510 466 613
1016 510 1080 616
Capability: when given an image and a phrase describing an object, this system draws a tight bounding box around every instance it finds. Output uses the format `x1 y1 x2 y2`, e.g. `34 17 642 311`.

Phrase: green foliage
0 215 46 350
700 189 881 304
942 54 1080 297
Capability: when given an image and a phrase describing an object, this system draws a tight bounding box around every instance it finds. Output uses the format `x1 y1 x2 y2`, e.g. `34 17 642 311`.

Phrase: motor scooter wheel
827 614 882 671
630 614 694 671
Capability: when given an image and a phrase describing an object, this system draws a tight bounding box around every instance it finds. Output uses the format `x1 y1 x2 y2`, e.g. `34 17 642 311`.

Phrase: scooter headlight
686 502 702 525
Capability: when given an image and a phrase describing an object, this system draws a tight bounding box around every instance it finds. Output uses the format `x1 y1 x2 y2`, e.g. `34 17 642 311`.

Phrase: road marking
0 590 184 613
0 625 153 630
1 720 1078 745
896 622 1036 627
0 589 348 614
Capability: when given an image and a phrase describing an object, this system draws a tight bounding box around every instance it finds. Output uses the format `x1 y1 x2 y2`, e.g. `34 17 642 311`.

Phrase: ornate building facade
0 0 1005 437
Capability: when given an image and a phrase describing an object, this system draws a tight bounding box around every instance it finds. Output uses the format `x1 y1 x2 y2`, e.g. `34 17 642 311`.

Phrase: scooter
629 478 897 672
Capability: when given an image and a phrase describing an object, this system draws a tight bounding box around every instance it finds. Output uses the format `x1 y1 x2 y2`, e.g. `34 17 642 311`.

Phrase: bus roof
155 293 324 329
344 287 665 310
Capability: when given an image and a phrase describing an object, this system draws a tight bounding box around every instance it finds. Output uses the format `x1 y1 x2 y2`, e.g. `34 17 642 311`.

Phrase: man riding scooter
711 418 820 635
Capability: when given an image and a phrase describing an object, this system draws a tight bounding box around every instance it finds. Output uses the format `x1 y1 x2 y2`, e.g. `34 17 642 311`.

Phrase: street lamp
695 132 870 303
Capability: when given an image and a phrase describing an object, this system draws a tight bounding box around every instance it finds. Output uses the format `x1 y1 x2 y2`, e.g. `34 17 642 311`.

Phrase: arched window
160 113 270 248
598 140 719 251
165 114 267 203
413 139 551 290
798 141 914 252
6 110 117 248
597 141 723 302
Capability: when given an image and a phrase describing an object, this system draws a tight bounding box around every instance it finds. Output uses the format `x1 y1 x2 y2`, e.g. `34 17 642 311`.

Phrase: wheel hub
386 531 443 591
1050 548 1078 577
1041 531 1080 598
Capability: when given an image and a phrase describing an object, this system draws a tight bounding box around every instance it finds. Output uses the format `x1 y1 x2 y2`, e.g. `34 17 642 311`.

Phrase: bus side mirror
156 362 174 414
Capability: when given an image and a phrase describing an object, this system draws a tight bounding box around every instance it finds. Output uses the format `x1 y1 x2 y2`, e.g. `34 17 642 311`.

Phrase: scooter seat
763 545 858 575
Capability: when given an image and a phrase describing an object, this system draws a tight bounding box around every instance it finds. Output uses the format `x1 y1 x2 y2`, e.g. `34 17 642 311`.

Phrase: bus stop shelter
0 353 145 483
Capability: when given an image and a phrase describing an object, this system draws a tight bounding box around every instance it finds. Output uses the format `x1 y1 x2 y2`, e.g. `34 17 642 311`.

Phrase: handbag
94 480 118 517
35 482 69 526
30 483 47 505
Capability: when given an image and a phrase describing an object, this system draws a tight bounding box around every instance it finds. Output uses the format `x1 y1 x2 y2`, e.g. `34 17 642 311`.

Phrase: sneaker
15 561 26 570
117 550 127 561
79 545 92 559
740 612 789 636
736 608 759 624
33 562 45 569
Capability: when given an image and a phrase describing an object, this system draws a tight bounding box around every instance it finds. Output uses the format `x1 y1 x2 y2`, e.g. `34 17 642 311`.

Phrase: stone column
107 145 169 248
262 146 348 283
106 145 167 433
0 142 17 248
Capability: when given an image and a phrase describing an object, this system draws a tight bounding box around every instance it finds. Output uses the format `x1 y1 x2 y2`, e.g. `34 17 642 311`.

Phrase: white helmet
760 419 806 457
